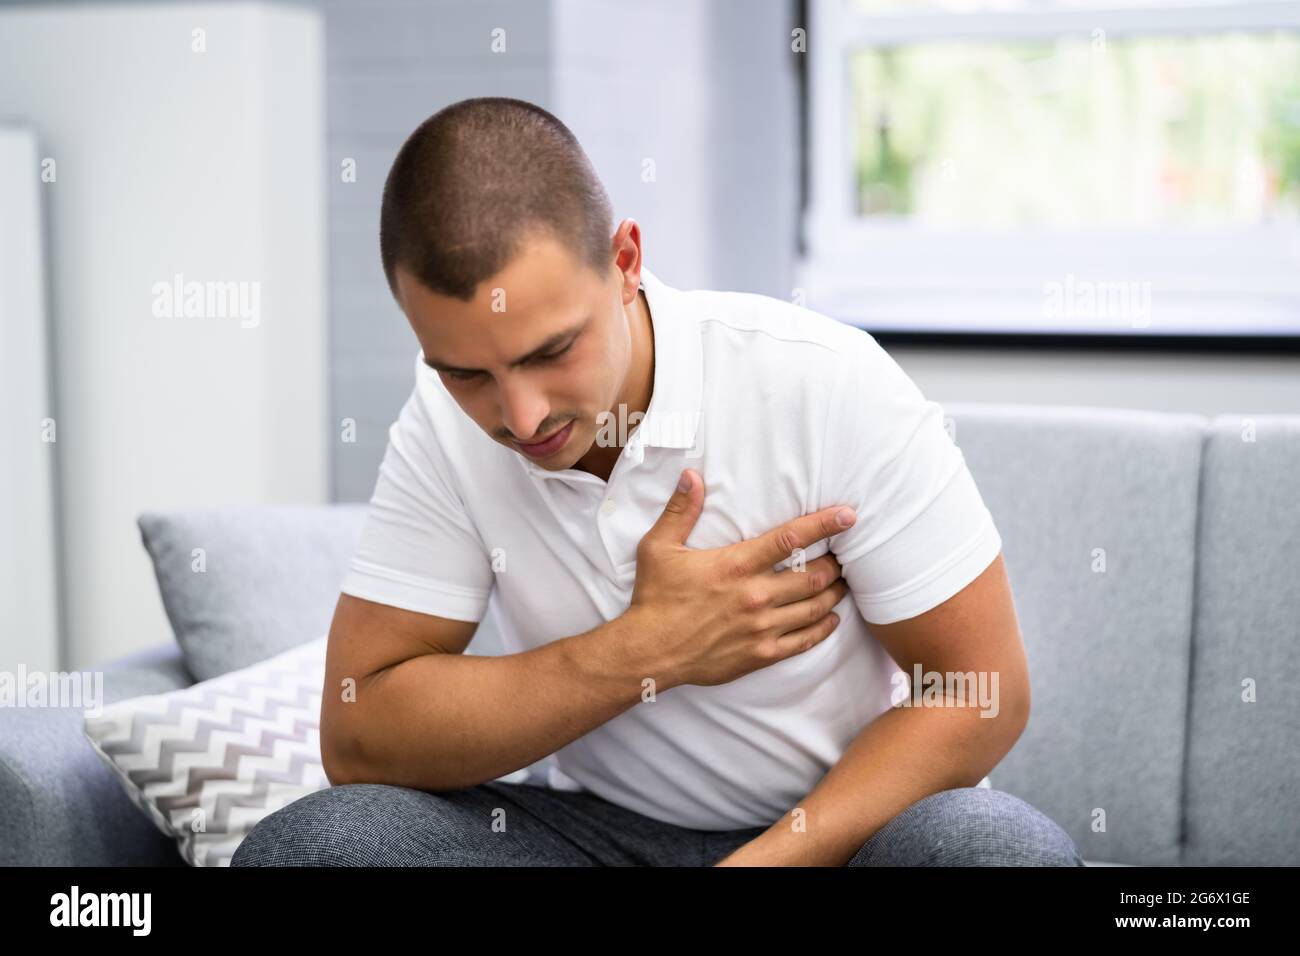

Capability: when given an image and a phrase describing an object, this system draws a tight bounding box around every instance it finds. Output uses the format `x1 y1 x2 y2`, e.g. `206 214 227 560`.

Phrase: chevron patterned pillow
83 635 331 866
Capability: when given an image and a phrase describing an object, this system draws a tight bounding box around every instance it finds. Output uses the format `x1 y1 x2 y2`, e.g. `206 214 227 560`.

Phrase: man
233 97 1083 867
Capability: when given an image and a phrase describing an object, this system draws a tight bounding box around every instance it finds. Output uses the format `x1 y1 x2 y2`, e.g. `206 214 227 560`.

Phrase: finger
767 553 843 607
736 506 856 574
640 468 704 549
766 578 849 635
770 610 841 661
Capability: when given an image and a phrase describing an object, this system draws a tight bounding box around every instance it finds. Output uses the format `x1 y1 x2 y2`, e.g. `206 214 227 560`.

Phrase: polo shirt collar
521 264 702 481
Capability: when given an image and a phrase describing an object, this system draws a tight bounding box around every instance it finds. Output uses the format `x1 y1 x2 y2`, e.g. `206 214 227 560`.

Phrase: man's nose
499 376 550 442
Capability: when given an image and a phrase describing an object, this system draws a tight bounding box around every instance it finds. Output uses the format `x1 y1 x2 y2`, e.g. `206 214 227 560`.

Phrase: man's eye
443 343 573 383
535 343 574 364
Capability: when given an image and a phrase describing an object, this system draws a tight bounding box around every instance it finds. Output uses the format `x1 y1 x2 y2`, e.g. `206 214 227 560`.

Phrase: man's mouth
514 420 575 459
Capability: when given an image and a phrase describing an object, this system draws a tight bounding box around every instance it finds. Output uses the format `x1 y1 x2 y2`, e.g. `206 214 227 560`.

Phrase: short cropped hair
379 97 614 302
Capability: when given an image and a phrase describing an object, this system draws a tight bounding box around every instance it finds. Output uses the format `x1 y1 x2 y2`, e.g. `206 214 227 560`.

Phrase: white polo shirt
341 265 1002 830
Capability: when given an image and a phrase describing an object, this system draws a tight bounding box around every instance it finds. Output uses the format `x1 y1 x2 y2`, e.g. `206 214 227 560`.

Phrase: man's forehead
396 261 593 316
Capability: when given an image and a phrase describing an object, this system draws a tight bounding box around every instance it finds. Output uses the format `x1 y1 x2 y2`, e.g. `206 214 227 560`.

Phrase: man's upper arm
818 334 1028 720
821 333 1002 628
340 389 495 621
322 388 496 776
865 552 1030 728
320 593 479 783
329 592 479 679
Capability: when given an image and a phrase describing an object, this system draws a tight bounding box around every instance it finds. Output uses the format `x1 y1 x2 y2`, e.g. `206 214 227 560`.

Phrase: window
799 0 1300 339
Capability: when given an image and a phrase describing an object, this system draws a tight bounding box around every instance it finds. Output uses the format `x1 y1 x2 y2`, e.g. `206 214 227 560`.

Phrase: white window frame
799 0 1300 336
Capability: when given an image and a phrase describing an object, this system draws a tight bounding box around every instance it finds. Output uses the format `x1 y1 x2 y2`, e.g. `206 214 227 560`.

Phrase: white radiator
0 124 61 674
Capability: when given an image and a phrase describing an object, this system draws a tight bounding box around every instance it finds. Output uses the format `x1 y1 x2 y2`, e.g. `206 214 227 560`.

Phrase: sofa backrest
1183 415 1300 866
945 402 1299 866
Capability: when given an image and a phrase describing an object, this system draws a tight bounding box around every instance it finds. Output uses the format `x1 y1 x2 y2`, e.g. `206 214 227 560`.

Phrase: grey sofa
2 402 1296 866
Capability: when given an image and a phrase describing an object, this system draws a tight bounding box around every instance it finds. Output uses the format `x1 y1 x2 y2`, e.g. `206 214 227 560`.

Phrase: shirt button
600 497 617 515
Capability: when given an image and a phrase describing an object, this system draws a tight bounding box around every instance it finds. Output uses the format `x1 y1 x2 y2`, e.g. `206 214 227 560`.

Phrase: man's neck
574 287 654 482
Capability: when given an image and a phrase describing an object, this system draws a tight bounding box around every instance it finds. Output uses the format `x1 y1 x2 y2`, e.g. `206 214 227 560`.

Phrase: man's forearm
331 612 664 791
714 695 1026 866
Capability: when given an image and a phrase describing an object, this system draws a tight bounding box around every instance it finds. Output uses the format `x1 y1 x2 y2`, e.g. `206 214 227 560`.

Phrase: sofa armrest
0 642 194 866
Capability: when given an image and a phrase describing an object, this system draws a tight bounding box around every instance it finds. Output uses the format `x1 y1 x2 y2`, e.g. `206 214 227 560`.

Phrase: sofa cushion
1184 415 1300 865
138 504 367 680
942 402 1204 866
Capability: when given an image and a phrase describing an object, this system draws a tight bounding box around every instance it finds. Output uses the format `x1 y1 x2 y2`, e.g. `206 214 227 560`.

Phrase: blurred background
2 0 1297 672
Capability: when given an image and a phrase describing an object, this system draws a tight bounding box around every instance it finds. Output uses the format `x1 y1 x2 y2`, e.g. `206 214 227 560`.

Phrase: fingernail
677 471 691 492
835 507 856 528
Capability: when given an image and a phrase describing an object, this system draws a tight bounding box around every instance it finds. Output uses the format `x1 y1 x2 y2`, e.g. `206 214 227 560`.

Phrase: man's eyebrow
423 317 589 373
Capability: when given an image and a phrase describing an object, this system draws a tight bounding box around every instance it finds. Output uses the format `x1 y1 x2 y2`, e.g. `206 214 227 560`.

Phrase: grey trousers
230 779 1086 866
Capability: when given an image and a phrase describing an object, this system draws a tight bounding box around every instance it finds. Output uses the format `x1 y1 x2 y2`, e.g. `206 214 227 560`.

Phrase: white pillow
84 635 532 866
84 636 332 866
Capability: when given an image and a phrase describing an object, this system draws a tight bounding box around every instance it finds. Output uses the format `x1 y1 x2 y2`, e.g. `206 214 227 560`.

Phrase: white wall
0 2 328 668
550 0 801 299
551 0 718 291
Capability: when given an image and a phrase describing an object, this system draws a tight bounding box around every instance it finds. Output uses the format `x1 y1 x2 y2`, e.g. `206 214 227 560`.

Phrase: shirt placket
594 430 648 587
526 469 615 579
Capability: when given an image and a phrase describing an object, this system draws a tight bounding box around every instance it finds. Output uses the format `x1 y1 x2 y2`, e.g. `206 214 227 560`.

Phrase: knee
231 783 437 866
848 788 1085 867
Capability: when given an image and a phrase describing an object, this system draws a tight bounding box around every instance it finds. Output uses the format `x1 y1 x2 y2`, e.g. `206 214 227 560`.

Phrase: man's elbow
989 674 1031 747
319 704 375 786
320 734 365 787
953 676 1028 789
